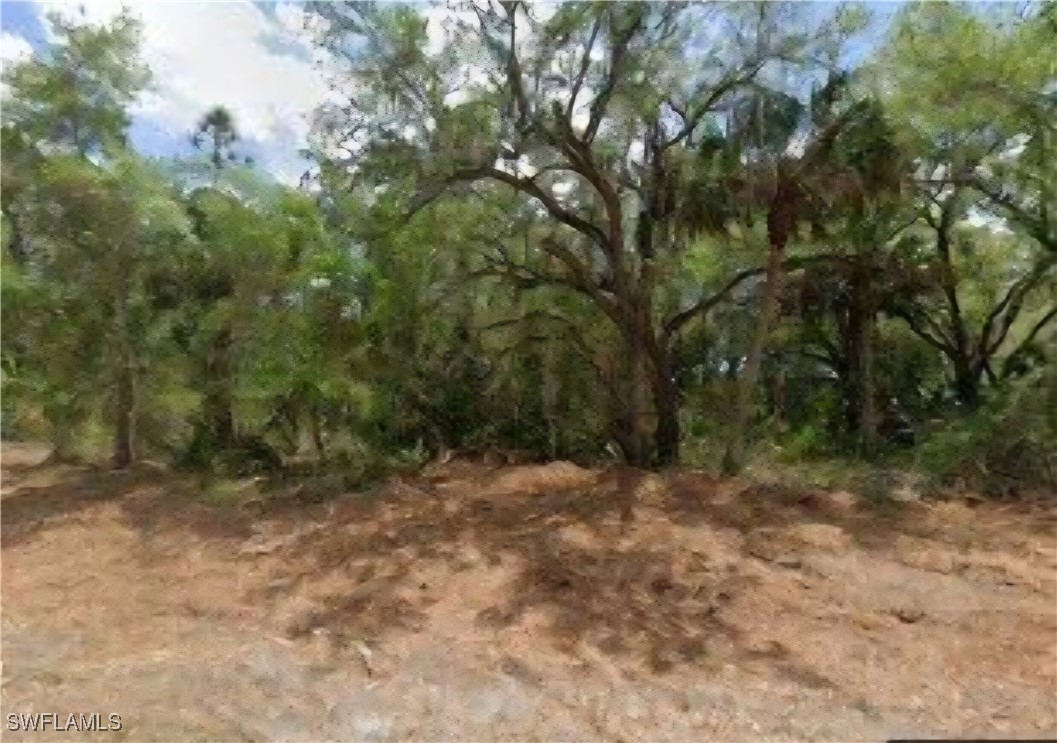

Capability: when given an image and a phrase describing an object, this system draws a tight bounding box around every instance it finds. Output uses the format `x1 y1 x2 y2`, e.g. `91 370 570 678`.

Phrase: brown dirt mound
479 461 600 497
3 441 1055 741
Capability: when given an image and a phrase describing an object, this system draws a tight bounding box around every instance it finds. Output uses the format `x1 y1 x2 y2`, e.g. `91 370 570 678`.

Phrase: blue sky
1 0 334 184
1 1 908 185
0 0 193 165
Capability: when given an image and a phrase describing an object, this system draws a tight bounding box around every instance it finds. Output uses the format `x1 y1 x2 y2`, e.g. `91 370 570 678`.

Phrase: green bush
778 423 833 461
916 371 1056 494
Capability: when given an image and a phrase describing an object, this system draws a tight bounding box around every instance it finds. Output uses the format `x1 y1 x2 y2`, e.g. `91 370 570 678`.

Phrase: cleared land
2 441 1055 741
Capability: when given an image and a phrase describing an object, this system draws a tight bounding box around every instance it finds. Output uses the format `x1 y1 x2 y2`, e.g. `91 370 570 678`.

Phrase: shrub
778 423 833 461
916 371 1056 495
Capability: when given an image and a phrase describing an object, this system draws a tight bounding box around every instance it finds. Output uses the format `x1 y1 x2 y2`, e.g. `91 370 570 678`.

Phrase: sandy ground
2 441 1055 742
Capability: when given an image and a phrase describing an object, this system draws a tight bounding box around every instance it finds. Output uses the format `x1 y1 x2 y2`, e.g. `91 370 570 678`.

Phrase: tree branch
1001 305 1057 378
484 307 602 370
663 254 847 337
970 175 1055 252
448 164 610 251
889 305 958 356
661 60 765 152
981 255 1056 357
583 7 645 144
566 13 604 122
471 240 622 326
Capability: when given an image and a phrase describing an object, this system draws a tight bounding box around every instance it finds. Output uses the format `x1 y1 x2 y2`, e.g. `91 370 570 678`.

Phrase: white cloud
444 62 492 107
783 132 808 158
494 154 536 178
424 3 473 55
570 107 591 134
18 1 563 185
998 133 1030 161
32 0 330 184
552 179 574 197
1 31 33 69
1 31 34 98
628 140 644 163
963 209 1013 235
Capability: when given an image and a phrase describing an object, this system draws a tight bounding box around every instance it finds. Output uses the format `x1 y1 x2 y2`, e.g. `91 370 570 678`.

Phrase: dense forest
2 1 1054 493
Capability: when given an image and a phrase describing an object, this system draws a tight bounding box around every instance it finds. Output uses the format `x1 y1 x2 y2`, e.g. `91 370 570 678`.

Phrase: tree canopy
2 1 1054 491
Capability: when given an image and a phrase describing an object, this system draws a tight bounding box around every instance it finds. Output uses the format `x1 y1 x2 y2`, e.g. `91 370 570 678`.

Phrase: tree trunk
208 325 236 448
723 180 796 474
953 360 980 408
4 209 29 265
844 263 878 457
309 404 327 463
627 334 654 467
112 279 136 469
52 421 78 462
113 355 136 469
650 347 680 466
934 200 982 410
601 349 638 464
620 299 683 468
636 134 681 468
856 295 878 459
771 369 786 423
722 243 782 474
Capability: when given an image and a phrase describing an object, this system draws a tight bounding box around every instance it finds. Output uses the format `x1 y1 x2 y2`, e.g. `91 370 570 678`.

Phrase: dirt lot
2 441 1055 741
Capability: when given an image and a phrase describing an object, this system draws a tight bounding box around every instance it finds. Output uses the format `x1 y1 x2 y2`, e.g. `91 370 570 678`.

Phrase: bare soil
2 442 1055 741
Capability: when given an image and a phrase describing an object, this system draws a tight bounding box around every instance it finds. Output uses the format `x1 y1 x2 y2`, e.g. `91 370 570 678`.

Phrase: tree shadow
269 466 776 676
119 480 257 543
1 460 53 488
2 460 259 548
282 464 853 686
1 464 163 547
663 471 951 551
8 452 1047 690
471 536 745 673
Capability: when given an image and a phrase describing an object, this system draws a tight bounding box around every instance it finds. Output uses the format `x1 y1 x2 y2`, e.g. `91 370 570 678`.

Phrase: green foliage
1 10 149 154
0 2 1053 497
916 369 1057 494
780 424 833 462
199 476 247 508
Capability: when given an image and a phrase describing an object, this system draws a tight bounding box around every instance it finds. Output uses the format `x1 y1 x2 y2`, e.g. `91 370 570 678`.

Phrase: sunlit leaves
1 10 150 155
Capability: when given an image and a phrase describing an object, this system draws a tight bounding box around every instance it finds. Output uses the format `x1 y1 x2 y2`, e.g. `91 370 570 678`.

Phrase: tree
715 66 906 471
1 9 149 267
1 9 171 467
885 198 1056 409
191 106 246 175
306 1 860 465
875 1 1057 409
14 154 190 466
2 0 1053 486
1 9 149 156
878 1 1056 254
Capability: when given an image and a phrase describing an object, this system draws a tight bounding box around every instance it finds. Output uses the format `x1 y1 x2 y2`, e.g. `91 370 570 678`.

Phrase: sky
0 1 907 187
0 0 334 185
0 0 530 184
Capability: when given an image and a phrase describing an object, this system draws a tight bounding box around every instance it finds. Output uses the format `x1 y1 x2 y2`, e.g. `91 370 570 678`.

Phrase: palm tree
716 74 904 473
191 106 239 174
